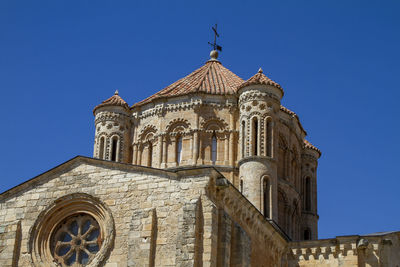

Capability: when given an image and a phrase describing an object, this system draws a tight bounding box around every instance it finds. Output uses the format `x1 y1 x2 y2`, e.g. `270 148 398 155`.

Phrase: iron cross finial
208 24 222 52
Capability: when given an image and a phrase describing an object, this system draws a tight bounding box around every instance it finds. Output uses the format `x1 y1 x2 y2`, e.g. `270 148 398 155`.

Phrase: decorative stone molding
200 117 229 131
29 193 115 267
94 112 129 125
289 234 389 263
135 98 238 120
166 118 191 133
138 125 158 141
239 90 281 103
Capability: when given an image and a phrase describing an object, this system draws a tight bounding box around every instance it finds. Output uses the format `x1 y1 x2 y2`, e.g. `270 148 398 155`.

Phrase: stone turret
237 68 284 221
93 90 131 163
300 140 321 240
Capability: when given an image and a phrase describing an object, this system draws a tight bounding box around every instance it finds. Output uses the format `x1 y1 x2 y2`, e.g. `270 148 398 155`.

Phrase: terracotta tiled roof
132 60 244 107
304 139 321 156
280 105 297 117
93 90 130 114
238 68 283 94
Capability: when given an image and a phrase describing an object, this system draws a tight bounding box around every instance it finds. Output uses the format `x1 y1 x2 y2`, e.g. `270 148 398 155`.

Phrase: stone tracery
51 214 101 266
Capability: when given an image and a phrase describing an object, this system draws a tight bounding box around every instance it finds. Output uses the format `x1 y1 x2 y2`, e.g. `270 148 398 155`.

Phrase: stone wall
0 221 21 266
0 156 290 267
0 157 221 266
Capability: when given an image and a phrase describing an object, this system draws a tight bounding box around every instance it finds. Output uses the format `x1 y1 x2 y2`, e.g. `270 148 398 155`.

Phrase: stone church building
1 50 399 266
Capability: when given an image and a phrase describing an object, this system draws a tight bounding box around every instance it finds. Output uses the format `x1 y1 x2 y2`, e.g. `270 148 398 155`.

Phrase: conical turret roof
93 90 130 114
238 68 283 95
133 58 244 107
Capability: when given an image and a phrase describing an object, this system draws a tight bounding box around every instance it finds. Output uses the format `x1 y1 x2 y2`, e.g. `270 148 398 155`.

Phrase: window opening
241 121 246 158
211 133 217 165
252 118 258 156
304 229 311 240
51 214 101 266
263 179 270 218
147 142 153 167
111 137 118 161
266 119 272 157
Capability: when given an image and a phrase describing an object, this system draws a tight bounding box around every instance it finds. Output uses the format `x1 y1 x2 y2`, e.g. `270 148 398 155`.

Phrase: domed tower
130 50 243 174
237 68 284 221
93 90 131 163
300 140 321 240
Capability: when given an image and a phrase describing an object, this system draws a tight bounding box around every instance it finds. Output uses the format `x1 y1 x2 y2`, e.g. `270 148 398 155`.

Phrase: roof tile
238 68 283 93
93 90 130 114
133 60 243 107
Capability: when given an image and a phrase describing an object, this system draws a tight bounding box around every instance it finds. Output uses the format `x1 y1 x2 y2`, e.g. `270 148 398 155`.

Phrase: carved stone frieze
136 100 238 120
95 112 130 125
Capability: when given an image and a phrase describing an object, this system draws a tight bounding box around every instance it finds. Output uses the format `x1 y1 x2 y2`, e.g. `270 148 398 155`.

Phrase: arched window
252 117 258 156
305 177 311 211
303 228 311 240
211 133 217 165
147 142 153 167
176 136 183 165
263 178 270 218
241 121 246 158
266 118 273 157
111 136 118 162
240 179 243 193
29 193 115 266
99 137 105 159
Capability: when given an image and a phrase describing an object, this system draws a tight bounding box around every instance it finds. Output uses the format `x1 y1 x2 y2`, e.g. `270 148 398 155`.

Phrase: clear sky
1 0 399 239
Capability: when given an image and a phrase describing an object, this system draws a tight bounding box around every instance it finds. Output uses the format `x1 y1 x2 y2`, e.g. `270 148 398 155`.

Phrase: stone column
257 119 261 156
158 135 163 168
193 131 199 165
229 131 234 166
138 146 142 166
224 134 229 165
161 135 167 168
173 137 177 167
192 110 200 166
116 139 121 162
203 132 212 165
197 133 203 165
132 144 138 165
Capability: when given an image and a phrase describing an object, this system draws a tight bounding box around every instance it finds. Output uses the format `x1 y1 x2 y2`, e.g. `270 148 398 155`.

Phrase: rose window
51 214 102 266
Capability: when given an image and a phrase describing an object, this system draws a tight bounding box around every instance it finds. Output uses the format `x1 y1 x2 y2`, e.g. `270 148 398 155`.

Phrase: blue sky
1 0 399 239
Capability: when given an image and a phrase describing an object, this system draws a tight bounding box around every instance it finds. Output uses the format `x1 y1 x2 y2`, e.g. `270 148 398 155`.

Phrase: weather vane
208 24 222 52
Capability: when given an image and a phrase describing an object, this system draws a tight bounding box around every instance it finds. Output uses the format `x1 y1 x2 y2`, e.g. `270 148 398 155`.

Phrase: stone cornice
238 156 276 166
289 233 399 262
133 97 238 120
238 89 281 103
95 112 130 125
